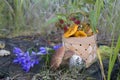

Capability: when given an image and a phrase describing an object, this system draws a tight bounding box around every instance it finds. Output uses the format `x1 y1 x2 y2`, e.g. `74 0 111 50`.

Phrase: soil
0 33 119 80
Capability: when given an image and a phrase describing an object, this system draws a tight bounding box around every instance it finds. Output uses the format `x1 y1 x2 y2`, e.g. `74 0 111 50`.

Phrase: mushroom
50 46 65 70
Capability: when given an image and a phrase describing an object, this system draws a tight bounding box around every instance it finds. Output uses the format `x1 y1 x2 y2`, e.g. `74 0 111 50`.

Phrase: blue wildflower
20 51 39 72
53 44 62 50
13 47 23 56
13 47 39 72
39 47 47 54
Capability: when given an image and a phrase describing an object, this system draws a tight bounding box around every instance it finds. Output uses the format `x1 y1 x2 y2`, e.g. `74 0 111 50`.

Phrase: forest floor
0 33 119 80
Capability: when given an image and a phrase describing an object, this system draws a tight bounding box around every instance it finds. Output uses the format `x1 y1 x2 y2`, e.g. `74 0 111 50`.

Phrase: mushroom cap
50 46 65 70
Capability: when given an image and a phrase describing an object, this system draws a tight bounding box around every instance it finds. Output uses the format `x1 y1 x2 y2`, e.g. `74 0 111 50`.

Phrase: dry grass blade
97 49 106 80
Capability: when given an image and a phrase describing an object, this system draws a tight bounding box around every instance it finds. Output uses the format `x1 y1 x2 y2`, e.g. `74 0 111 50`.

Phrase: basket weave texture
62 34 97 68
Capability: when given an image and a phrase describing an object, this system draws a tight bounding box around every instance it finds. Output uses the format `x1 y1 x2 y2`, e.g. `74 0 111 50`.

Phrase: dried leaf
50 46 65 70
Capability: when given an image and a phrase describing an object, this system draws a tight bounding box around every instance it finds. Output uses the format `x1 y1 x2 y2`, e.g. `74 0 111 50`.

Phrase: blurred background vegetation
0 0 64 37
0 0 120 43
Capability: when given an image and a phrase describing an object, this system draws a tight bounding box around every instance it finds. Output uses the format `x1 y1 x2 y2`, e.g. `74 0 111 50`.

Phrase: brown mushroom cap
50 46 65 70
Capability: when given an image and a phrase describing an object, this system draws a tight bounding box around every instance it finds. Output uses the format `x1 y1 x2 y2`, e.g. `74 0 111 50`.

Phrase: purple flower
39 47 47 54
13 47 39 72
53 44 62 50
20 52 39 72
13 47 23 56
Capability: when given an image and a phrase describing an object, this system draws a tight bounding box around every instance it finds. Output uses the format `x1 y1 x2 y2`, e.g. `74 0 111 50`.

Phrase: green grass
107 36 120 80
89 0 104 33
0 0 66 37
97 0 120 80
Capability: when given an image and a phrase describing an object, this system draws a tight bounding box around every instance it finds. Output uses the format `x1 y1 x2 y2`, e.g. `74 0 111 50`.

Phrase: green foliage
89 0 104 33
13 0 25 32
82 0 96 4
0 0 63 37
99 46 112 60
0 0 120 38
0 0 27 36
98 0 120 40
47 0 104 34
107 36 120 80
96 0 120 79
117 72 120 80
0 0 13 36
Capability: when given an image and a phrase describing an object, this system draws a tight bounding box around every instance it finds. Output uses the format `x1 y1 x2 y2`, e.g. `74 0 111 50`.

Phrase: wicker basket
62 34 97 68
